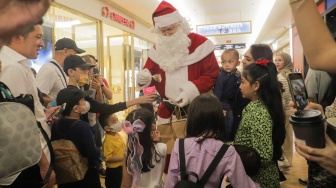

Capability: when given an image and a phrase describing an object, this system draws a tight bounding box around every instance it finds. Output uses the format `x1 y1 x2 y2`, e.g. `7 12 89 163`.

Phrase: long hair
250 44 273 61
186 94 226 143
242 62 286 161
125 108 163 172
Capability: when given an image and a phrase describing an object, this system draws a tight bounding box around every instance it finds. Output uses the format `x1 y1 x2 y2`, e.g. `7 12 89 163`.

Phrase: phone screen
287 73 309 110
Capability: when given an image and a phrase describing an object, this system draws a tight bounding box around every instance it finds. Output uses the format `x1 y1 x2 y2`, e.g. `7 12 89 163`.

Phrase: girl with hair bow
121 108 167 188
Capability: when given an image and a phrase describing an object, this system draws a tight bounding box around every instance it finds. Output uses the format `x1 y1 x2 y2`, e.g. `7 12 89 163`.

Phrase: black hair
99 113 110 128
250 44 273 61
125 108 164 172
139 103 154 114
242 62 286 161
186 94 226 143
234 144 261 176
5 19 44 45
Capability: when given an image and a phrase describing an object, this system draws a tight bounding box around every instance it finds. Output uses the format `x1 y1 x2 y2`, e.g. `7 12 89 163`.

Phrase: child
121 108 167 188
99 113 126 188
51 87 101 188
165 94 260 188
234 59 285 187
213 48 241 141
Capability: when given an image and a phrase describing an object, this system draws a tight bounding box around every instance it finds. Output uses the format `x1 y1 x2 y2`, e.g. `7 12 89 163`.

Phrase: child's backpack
174 139 229 188
51 120 88 184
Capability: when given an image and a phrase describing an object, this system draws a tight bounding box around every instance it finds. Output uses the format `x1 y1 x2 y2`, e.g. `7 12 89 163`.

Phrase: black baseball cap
56 86 93 115
64 55 95 74
54 38 85 54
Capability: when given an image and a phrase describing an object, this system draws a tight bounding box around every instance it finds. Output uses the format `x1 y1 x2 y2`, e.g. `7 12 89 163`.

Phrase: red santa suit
138 32 219 124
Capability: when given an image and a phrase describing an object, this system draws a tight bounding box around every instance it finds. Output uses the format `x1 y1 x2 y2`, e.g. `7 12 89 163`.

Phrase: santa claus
136 1 219 124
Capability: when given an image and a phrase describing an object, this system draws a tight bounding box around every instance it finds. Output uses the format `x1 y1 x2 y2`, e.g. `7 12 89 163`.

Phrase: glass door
72 22 98 57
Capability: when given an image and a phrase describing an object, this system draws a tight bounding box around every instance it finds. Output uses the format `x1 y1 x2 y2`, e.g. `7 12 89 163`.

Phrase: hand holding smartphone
47 103 66 124
286 72 309 111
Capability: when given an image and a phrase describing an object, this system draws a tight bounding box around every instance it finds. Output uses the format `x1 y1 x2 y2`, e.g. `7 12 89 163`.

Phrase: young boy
99 113 126 188
51 87 101 187
213 48 241 142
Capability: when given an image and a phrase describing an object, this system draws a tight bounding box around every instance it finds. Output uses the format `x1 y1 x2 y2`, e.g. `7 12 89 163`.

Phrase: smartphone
47 103 66 123
286 72 309 111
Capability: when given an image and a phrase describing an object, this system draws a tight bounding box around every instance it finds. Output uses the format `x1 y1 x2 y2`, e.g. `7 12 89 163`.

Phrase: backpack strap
178 138 188 181
36 121 55 186
50 61 67 88
199 144 229 186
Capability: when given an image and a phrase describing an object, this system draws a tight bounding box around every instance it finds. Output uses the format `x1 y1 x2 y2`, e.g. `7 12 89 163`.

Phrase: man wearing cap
136 1 219 124
63 54 156 117
36 37 85 106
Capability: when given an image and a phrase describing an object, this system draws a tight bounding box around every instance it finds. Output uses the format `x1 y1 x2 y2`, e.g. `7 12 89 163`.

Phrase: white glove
136 70 151 86
175 91 189 107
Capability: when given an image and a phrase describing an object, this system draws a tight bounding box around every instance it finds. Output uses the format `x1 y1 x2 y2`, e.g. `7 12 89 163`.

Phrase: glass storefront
40 4 153 118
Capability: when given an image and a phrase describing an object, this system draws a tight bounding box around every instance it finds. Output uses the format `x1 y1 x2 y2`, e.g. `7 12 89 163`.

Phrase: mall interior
18 0 336 187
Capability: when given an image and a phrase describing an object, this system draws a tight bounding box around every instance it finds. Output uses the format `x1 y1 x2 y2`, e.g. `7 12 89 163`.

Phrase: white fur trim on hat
154 10 182 28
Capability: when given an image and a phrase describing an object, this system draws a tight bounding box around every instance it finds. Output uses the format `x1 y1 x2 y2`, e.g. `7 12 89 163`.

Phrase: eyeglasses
159 24 178 35
274 59 284 62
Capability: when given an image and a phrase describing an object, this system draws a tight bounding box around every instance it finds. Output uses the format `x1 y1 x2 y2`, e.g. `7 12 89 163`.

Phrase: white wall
55 0 157 42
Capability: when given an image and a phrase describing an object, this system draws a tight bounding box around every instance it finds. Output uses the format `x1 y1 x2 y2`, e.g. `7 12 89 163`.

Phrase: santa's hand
175 92 189 107
137 71 151 86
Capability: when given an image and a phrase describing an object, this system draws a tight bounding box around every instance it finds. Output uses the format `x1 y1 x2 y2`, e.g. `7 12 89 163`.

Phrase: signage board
215 43 246 50
197 21 251 36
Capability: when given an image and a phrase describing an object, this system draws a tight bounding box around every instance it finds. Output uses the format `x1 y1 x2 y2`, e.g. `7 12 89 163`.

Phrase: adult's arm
290 0 336 72
86 93 156 115
36 66 54 97
182 53 219 101
102 78 112 100
38 152 56 188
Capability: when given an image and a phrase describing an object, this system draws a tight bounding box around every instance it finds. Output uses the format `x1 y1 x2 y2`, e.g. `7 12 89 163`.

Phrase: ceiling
109 0 292 59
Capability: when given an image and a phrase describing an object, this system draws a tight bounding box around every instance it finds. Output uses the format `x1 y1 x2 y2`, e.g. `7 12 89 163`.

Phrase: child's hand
151 130 161 142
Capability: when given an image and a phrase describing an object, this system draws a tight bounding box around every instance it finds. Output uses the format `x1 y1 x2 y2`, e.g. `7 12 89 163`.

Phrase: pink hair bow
122 120 146 188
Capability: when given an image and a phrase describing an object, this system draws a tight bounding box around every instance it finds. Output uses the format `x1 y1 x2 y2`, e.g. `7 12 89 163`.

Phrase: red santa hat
152 1 183 28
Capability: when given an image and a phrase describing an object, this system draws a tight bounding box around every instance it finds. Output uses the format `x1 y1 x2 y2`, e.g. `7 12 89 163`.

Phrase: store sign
215 43 246 50
102 6 135 29
197 21 251 36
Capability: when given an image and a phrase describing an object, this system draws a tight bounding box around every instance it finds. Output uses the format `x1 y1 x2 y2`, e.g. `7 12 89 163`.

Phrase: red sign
102 6 135 29
226 40 231 43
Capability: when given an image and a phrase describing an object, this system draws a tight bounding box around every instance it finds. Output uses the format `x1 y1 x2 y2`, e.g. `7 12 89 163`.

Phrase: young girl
235 59 285 187
121 108 167 188
165 94 259 188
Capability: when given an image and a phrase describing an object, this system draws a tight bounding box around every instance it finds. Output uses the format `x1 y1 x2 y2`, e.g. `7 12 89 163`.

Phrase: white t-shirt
36 59 68 99
138 143 167 188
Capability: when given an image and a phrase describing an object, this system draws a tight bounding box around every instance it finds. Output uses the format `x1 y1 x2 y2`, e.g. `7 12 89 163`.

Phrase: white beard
156 27 191 73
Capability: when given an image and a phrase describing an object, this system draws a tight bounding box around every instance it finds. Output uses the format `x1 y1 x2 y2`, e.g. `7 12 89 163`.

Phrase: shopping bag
172 120 187 139
157 123 176 154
